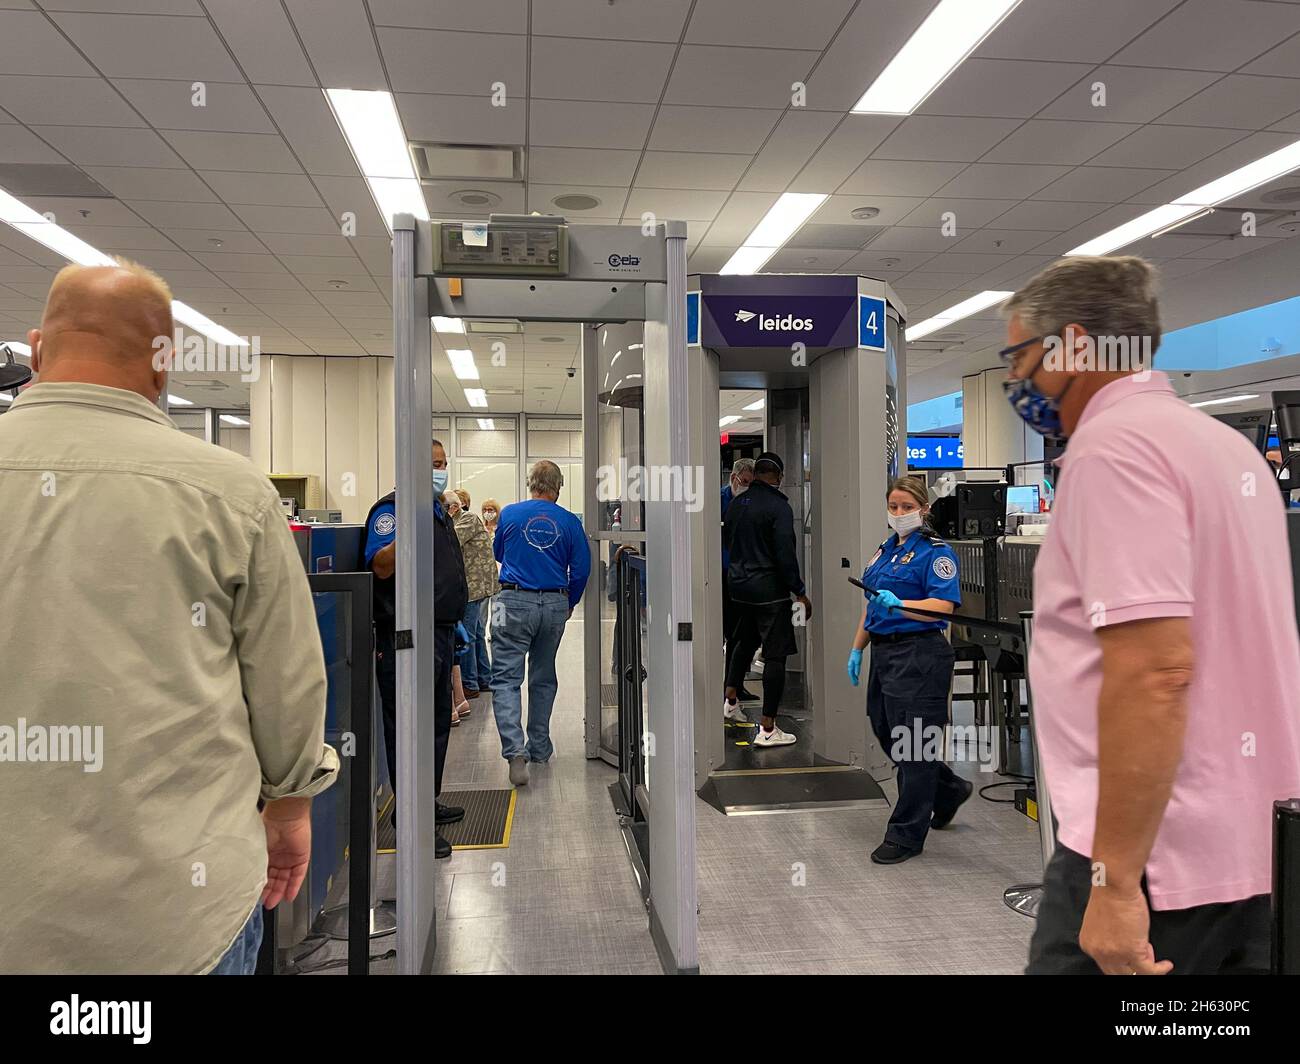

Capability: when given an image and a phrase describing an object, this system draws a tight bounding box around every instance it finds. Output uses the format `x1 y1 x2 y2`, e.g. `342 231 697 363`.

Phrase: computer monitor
1212 409 1270 453
1006 485 1040 516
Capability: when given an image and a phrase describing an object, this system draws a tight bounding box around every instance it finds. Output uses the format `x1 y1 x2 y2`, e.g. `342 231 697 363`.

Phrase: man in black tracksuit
363 439 468 860
721 451 812 747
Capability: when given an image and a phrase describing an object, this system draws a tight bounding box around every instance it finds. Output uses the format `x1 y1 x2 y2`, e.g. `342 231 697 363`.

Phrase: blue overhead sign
858 294 886 351
698 274 860 349
686 290 700 347
906 436 963 469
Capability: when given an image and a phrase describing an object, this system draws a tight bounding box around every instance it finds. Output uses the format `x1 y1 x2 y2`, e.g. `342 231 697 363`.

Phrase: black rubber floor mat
376 789 515 851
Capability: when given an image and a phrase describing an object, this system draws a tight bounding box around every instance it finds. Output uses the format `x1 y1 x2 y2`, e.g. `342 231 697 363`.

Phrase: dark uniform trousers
866 630 966 852
1027 845 1271 975
375 624 456 799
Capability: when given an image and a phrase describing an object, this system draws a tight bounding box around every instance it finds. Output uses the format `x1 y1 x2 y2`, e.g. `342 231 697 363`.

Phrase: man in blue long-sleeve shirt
490 460 590 786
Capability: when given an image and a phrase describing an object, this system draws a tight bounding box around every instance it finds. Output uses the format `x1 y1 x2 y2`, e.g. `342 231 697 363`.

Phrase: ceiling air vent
410 143 521 182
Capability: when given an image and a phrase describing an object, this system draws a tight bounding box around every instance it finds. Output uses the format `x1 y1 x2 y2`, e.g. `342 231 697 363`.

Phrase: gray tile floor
311 622 1042 975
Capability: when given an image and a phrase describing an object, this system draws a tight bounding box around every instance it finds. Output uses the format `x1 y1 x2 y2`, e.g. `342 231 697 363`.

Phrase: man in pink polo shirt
1001 255 1300 975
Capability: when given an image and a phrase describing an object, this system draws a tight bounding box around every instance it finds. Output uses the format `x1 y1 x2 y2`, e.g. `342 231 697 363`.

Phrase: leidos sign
735 308 814 332
704 292 857 348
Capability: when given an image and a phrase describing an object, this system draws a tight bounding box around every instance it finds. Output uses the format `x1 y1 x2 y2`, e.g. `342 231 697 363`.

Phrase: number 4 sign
858 295 886 351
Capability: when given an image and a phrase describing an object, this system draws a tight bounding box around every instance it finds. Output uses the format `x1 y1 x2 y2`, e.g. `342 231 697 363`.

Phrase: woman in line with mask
847 474 972 865
452 487 497 703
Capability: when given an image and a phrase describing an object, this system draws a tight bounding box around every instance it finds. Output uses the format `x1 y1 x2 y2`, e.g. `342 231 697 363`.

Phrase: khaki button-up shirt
0 382 338 973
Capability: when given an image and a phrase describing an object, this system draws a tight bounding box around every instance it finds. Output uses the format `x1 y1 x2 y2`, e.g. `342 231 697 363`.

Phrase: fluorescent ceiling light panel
721 193 828 275
906 290 1013 342
446 348 479 380
219 414 250 426
464 387 488 408
853 0 1024 115
433 317 465 335
720 415 742 427
1070 137 1300 256
167 394 193 406
325 88 428 231
0 393 13 403
3 342 31 357
720 245 780 276
477 418 495 430
1190 394 1260 408
743 398 765 411
173 301 249 348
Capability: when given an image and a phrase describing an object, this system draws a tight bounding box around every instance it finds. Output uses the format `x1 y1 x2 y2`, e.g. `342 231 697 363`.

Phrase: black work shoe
435 801 465 825
435 832 452 860
870 841 920 865
737 687 761 703
931 777 975 830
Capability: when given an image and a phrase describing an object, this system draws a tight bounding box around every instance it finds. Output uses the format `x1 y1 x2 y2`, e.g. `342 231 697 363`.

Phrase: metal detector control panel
431 220 568 276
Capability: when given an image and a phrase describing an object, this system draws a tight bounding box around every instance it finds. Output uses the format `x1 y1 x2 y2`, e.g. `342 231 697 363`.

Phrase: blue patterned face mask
1003 375 1070 438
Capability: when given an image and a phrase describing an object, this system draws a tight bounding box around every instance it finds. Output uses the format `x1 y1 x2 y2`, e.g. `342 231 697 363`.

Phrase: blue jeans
209 905 262 975
460 598 489 690
489 589 568 761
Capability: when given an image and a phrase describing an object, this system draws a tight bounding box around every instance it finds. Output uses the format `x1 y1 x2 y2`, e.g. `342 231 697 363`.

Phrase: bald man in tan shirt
0 261 338 973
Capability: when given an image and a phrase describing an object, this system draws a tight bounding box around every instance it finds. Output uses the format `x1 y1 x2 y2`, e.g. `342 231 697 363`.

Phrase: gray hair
1004 255 1162 355
731 458 755 477
528 459 564 497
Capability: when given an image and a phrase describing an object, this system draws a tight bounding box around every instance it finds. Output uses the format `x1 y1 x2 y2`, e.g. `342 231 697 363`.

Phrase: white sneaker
753 725 796 747
722 698 749 723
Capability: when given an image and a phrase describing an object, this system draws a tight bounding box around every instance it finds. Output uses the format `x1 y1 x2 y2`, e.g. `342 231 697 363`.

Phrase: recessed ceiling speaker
1261 187 1300 206
851 206 882 220
539 336 567 343
552 193 601 211
452 188 501 208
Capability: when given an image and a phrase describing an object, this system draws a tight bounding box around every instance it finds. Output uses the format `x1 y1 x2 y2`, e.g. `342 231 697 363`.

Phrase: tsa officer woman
847 474 973 865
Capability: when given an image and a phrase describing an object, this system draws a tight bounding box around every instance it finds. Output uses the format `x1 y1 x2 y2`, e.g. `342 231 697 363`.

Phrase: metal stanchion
1004 610 1056 918
1273 797 1300 974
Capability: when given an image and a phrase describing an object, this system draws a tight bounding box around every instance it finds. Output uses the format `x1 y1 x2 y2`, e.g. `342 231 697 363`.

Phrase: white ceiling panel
920 58 1093 120
80 165 217 201
635 151 749 191
649 105 783 155
873 116 1023 162
369 0 527 33
0 124 67 164
813 194 927 227
194 251 289 273
33 124 187 168
0 11 98 76
1039 65 1222 124
285 0 386 91
257 232 370 257
161 130 303 173
531 36 676 105
665 45 818 109
937 163 1072 200
1088 124 1247 170
685 0 854 50
1112 0 1300 70
49 11 243 80
39 1 202 12
525 184 623 217
951 228 1058 255
798 0 935 113
976 0 1182 63
1031 165 1174 203
530 100 656 151
203 0 316 87
230 204 341 235
982 120 1141 166
198 171 326 207
762 246 858 271
62 224 178 251
735 110 839 193
898 198 1020 230
789 115 900 193
866 227 968 254
114 79 276 133
1153 75 1300 131
698 191 782 244
0 75 144 126
1244 29 1300 76
19 195 145 227
836 159 967 198
256 86 360 179
278 254 370 277
1122 130 1300 204
396 92 525 146
533 0 692 42
310 176 388 238
165 228 269 254
529 146 641 187
622 189 726 223
985 199 1113 232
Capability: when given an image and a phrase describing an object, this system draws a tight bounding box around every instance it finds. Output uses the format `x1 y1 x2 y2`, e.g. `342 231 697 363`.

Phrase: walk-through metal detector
684 274 908 807
391 213 697 974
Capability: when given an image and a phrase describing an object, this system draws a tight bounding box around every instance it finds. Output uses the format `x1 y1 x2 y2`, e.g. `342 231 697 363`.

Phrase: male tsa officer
363 438 469 860
848 474 974 865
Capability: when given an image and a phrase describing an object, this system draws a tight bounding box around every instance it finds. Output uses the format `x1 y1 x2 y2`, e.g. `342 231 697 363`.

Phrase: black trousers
725 600 796 719
1027 845 1271 974
376 624 456 800
866 630 964 852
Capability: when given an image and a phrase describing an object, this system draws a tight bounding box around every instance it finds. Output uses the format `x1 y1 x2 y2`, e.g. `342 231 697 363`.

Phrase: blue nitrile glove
847 647 863 687
455 621 470 657
873 589 903 612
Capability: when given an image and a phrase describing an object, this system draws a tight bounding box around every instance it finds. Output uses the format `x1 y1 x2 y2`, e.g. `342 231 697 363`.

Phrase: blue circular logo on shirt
523 514 561 551
375 513 396 536
932 556 955 581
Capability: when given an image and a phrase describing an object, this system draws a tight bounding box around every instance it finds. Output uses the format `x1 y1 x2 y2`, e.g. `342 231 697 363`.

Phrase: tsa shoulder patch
932 555 956 581
375 512 396 537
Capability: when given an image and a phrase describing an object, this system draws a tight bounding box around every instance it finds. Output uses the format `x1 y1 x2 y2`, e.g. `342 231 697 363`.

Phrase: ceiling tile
199 170 326 207
636 151 751 192
981 120 1140 166
865 227 964 254
1122 130 1300 204
1089 124 1247 170
985 199 1112 231
920 58 1093 119
529 146 641 187
813 194 926 227
530 100 656 151
976 0 1182 63
0 124 67 164
665 45 817 109
19 195 146 227
533 0 692 41
1111 0 1300 70
165 228 269 254
127 200 244 229
799 0 935 112
762 246 857 271
1244 29 1300 76
685 0 854 50
49 11 243 79
950 228 1057 255
938 163 1072 200
34 124 189 168
532 36 675 105
161 130 303 173
278 254 370 277
396 92 525 146
285 0 386 91
696 191 781 244
80 165 218 201
897 198 1020 230
231 203 341 235
256 86 359 179
1030 165 1174 203
622 189 726 223
735 110 839 193
649 105 782 154
369 0 527 33
61 224 178 251
872 116 1023 163
525 184 622 217
1153 75 1300 131
790 115 899 193
203 0 316 86
114 78 276 133
0 74 144 126
310 175 388 238
1039 65 1222 124
836 159 968 199
0 11 97 75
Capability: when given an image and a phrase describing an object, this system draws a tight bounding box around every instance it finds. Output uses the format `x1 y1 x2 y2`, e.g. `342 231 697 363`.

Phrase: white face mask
732 481 749 496
888 510 924 537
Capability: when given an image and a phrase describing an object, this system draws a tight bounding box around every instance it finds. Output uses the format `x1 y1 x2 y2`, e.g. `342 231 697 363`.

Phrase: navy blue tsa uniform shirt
494 498 591 608
862 528 960 634
363 490 468 628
